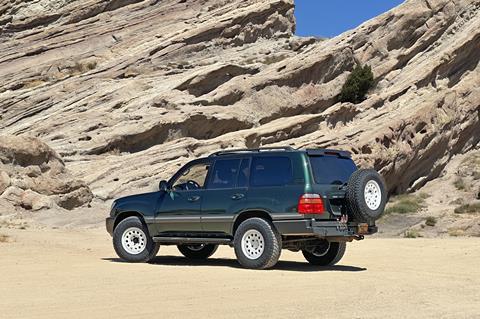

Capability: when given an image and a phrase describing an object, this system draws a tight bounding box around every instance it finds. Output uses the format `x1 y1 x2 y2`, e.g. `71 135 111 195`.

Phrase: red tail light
297 194 324 214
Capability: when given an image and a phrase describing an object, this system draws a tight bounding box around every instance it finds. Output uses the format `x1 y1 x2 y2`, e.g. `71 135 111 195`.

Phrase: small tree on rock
339 64 374 104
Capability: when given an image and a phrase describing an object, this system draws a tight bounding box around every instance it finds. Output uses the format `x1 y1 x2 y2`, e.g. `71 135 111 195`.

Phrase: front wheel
234 218 281 269
302 241 346 266
177 244 218 259
113 216 160 263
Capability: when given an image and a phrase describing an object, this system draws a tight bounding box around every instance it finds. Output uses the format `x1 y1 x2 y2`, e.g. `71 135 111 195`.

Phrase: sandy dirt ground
1 228 480 319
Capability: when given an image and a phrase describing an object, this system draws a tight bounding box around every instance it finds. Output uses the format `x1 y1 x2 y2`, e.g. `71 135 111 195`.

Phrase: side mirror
159 180 169 191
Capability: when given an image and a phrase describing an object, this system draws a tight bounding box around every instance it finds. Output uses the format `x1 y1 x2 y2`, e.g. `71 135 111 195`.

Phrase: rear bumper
106 217 114 236
273 219 377 237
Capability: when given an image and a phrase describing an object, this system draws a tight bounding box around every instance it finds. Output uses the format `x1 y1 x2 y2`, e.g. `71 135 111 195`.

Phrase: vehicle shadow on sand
103 256 366 272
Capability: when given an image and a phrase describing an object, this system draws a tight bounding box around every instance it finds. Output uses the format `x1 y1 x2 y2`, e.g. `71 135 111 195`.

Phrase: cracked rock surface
0 0 478 207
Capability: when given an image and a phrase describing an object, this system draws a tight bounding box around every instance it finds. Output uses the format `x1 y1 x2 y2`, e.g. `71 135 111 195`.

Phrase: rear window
250 156 293 187
209 159 241 189
309 156 357 185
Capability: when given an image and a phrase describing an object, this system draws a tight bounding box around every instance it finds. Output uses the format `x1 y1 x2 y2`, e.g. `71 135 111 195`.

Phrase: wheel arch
231 209 274 235
113 211 147 230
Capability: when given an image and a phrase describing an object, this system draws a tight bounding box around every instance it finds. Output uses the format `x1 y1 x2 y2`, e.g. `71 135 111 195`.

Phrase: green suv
106 147 386 269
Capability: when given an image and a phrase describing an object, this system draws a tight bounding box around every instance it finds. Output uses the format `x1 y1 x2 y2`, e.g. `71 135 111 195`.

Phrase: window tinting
209 159 241 189
250 156 293 187
237 158 250 188
308 156 357 185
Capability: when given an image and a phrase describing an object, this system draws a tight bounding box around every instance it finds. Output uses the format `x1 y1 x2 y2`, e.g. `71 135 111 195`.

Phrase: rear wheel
302 241 346 266
113 216 160 263
177 244 218 259
234 218 281 269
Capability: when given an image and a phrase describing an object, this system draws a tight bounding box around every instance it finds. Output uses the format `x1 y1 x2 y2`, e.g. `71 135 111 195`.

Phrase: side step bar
153 237 232 244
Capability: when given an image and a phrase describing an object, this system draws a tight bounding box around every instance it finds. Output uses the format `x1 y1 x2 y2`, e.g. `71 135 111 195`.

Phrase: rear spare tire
346 169 386 223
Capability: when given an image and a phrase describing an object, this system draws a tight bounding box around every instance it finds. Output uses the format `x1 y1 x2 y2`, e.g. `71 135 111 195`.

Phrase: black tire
234 218 281 269
346 169 387 223
177 244 218 259
113 216 160 263
302 241 346 266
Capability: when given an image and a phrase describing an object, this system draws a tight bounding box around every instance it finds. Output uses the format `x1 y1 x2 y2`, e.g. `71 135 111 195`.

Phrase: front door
155 160 211 233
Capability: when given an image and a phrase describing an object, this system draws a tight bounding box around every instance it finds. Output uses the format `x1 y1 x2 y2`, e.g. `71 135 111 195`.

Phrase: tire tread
234 217 282 269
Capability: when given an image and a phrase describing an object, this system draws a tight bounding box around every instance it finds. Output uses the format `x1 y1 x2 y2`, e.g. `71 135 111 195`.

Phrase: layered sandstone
0 0 478 205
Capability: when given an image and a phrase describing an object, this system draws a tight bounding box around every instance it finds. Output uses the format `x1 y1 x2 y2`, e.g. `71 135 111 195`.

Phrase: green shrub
454 203 480 214
339 63 374 104
384 194 425 214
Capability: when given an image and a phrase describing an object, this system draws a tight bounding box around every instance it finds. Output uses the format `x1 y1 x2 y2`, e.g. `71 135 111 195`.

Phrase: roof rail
209 146 294 157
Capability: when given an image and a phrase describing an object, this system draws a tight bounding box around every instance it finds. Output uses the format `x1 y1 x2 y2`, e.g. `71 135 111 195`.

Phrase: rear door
247 155 304 219
201 157 250 233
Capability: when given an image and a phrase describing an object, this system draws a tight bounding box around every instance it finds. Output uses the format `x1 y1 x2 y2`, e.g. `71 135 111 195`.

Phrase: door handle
188 195 200 202
231 193 245 200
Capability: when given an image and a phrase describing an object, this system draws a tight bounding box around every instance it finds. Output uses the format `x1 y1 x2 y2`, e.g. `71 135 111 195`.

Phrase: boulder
0 136 93 211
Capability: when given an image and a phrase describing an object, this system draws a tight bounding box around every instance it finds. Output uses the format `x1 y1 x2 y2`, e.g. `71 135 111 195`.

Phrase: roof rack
209 146 294 157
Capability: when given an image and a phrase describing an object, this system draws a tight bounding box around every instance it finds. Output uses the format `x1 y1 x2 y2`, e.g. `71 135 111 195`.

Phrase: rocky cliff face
0 0 479 203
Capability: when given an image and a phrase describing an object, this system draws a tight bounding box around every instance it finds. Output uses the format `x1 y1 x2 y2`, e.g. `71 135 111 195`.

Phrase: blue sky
294 0 405 38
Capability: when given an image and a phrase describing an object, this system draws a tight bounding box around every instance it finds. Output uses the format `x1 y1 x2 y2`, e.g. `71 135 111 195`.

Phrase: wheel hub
121 227 147 255
241 229 265 260
364 180 381 210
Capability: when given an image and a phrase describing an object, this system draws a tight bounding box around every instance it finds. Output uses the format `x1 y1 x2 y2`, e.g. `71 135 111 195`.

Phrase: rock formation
0 0 478 203
0 135 93 212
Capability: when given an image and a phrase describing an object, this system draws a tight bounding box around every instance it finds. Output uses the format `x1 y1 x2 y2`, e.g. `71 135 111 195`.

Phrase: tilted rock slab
0 0 478 201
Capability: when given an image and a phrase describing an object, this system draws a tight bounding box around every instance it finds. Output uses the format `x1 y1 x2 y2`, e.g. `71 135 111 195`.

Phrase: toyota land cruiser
106 147 386 269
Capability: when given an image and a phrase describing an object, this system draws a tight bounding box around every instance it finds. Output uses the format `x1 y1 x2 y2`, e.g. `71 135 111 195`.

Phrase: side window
172 163 210 191
250 156 293 187
237 158 250 188
208 159 241 189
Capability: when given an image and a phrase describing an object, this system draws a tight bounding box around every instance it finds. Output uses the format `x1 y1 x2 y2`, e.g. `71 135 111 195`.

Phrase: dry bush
23 78 47 89
67 60 97 75
404 229 422 238
425 216 437 227
454 203 480 214
453 177 468 191
262 54 289 65
0 234 10 243
448 228 465 237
